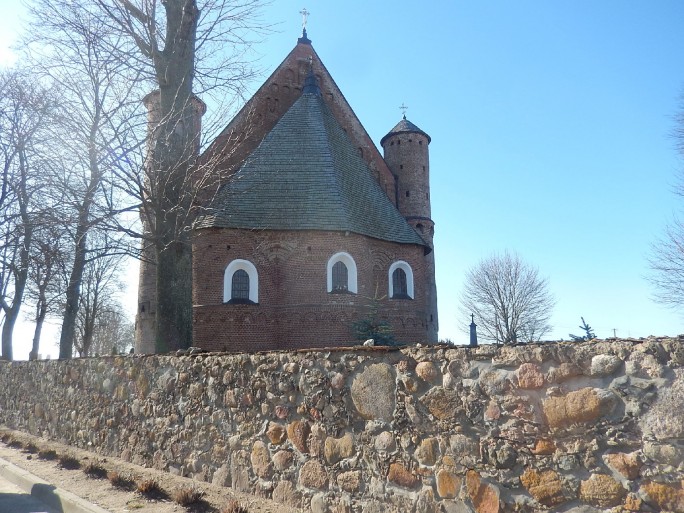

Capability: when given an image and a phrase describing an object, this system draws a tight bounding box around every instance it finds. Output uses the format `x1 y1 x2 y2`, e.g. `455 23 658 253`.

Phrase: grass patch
57 453 81 470
220 500 249 513
107 470 135 490
8 438 23 449
136 478 167 500
0 432 11 443
172 485 206 507
83 461 108 479
37 449 57 461
23 442 38 454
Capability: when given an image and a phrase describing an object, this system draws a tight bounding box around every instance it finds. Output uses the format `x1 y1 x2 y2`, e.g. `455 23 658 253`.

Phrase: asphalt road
0 474 62 513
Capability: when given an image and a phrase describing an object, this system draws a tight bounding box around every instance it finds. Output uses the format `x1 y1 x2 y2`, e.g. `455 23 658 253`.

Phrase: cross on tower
300 8 310 29
399 102 408 119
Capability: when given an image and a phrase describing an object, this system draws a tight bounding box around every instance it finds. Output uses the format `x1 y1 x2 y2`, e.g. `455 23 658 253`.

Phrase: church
136 25 438 353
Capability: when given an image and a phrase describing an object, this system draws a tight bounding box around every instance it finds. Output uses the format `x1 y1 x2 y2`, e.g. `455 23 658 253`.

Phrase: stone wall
1 338 684 512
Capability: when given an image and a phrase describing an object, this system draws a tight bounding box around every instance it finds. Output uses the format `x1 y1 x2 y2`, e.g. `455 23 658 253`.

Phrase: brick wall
192 228 430 351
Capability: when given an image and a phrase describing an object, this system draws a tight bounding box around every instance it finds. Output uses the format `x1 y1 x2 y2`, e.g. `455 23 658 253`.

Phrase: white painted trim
388 260 414 299
224 259 259 302
326 252 358 293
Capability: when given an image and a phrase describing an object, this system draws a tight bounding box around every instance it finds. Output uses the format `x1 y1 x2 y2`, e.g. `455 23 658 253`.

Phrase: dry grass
37 449 57 461
23 442 38 454
107 470 135 490
0 432 12 444
220 499 249 513
57 453 81 470
83 461 108 479
172 485 206 507
136 478 167 499
7 438 22 449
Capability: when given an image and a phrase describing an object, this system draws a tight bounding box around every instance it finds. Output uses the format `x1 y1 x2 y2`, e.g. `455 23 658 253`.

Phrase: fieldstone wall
1 338 684 512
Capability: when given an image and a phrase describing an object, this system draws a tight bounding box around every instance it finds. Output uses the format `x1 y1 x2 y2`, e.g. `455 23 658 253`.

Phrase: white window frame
224 259 259 303
388 260 414 299
326 252 358 293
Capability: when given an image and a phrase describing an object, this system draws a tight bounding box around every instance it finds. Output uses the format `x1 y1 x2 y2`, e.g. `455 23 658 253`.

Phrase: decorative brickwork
192 228 428 351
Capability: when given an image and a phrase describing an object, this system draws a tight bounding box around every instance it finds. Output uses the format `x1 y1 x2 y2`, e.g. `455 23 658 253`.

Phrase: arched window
388 261 414 299
332 261 348 292
224 259 258 303
327 252 357 294
231 270 250 300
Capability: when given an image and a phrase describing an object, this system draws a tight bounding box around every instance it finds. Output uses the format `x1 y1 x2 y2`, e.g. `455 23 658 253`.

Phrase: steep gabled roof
195 79 429 251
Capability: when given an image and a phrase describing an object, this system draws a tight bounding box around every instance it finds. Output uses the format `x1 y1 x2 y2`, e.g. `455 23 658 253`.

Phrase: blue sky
2 1 683 356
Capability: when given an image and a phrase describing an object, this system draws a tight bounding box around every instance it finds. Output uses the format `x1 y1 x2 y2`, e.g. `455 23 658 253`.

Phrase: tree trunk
58 221 88 359
155 239 192 352
30 297 47 360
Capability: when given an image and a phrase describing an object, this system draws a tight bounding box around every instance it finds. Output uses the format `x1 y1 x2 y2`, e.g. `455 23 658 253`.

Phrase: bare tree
649 98 684 310
92 0 267 352
459 251 555 345
73 248 128 357
25 220 69 359
0 70 54 360
649 212 684 309
25 0 144 358
24 0 268 353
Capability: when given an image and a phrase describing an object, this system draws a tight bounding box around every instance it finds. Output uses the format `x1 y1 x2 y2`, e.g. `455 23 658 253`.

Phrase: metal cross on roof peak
300 8 310 29
399 102 408 119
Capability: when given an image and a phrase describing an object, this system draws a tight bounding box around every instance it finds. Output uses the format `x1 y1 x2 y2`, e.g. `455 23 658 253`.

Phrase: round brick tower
381 117 438 342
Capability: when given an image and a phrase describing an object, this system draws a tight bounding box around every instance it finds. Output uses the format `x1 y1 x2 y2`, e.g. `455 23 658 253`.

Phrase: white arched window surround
224 259 259 303
326 252 358 293
388 260 414 299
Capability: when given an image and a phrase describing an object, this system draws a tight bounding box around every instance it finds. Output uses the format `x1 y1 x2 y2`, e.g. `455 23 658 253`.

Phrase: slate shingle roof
380 117 431 146
195 84 429 251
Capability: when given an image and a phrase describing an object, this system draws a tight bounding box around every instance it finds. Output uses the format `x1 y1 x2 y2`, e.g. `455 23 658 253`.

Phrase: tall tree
459 251 555 345
0 70 54 360
90 0 266 352
649 97 684 309
25 0 143 358
25 220 68 359
73 247 128 357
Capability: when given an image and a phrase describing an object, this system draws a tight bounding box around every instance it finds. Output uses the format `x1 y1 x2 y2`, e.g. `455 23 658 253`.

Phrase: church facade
136 29 438 353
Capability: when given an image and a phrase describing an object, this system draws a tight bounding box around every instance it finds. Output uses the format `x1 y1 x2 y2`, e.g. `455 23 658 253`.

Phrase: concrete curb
0 456 111 513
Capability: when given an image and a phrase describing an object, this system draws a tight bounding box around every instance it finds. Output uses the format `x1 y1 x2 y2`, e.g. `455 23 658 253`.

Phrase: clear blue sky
2 1 683 356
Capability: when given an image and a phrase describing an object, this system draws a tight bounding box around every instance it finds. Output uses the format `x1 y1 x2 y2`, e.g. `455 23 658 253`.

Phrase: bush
37 449 57 461
172 486 205 507
220 500 249 513
136 478 167 499
57 453 81 470
107 470 134 490
83 461 108 479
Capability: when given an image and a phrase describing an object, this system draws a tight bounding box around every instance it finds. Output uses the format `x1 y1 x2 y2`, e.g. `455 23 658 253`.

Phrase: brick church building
136 27 438 353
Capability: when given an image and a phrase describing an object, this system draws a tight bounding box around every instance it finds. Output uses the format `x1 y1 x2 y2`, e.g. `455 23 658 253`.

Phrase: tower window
406 191 410 197
400 165 403 170
419 140 422 145
397 140 401 145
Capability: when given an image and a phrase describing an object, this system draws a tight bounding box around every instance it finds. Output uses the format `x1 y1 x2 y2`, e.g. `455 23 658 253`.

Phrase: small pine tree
352 291 399 346
569 317 596 341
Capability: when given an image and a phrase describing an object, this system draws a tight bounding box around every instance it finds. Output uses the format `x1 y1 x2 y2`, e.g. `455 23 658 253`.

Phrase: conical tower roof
380 116 431 146
195 79 429 251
